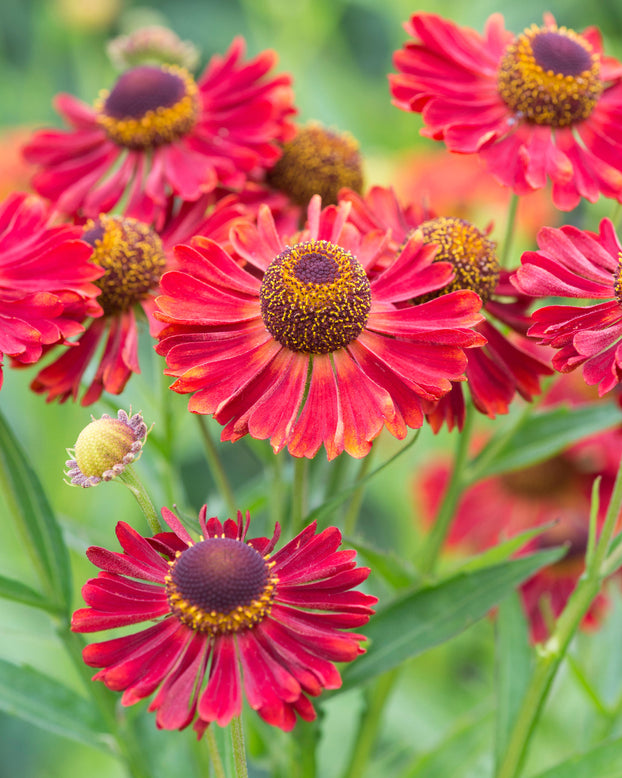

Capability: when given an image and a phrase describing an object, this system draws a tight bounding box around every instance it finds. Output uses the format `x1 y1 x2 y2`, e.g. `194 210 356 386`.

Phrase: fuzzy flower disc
419 217 500 304
83 216 167 315
95 64 199 149
267 123 364 206
71 507 377 734
166 538 277 635
260 239 371 353
498 24 602 127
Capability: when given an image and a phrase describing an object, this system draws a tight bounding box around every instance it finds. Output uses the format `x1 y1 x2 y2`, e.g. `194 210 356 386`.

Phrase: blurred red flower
391 12 622 210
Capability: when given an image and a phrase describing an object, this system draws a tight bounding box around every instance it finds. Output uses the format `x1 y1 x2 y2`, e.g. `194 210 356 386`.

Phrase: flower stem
196 415 237 516
495 451 622 778
341 669 398 778
417 407 474 577
230 716 249 778
344 449 374 536
566 653 609 716
500 192 520 268
156 361 185 507
270 449 287 531
205 727 227 778
324 451 349 502
291 720 319 778
118 466 161 534
290 455 308 537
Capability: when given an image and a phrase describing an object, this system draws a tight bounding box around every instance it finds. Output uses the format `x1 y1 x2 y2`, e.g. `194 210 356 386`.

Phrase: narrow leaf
456 522 559 573
0 573 61 614
0 408 72 611
532 736 622 778
468 403 619 481
399 708 492 778
0 659 112 751
341 547 564 689
345 535 418 589
494 591 532 770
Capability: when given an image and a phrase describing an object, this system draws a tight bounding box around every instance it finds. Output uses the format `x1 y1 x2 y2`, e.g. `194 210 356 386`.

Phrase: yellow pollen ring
497 24 603 127
85 215 167 315
95 65 199 149
267 121 364 206
260 239 372 354
165 551 278 636
418 217 499 304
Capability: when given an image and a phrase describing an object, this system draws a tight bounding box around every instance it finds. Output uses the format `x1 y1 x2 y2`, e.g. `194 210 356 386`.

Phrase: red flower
31 195 246 404
23 38 296 226
71 506 376 735
0 192 101 389
341 186 552 431
155 195 485 460
417 381 621 642
390 12 622 211
513 218 622 396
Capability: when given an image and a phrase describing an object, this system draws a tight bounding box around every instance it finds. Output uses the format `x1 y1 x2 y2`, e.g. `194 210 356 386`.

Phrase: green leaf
532 736 622 778
345 535 418 589
398 708 492 778
0 407 72 612
340 547 564 690
0 573 61 614
467 402 619 481
494 591 532 770
456 522 559 573
0 659 112 751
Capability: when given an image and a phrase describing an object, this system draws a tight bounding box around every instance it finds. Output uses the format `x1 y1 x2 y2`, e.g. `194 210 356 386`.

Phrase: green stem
344 450 374 536
118 466 161 534
196 415 237 516
566 653 609 716
341 669 398 778
159 356 175 456
500 192 520 268
418 407 475 577
205 727 227 778
290 720 319 778
585 476 602 572
231 716 249 778
495 450 622 778
270 450 287 531
324 452 349 502
290 456 309 537
596 685 622 740
157 359 183 508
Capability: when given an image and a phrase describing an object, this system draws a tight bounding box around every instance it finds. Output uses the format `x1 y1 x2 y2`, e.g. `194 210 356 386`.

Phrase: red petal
197 635 243 726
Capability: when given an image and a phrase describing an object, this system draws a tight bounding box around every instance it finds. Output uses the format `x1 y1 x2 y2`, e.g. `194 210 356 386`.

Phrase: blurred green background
1 1 622 776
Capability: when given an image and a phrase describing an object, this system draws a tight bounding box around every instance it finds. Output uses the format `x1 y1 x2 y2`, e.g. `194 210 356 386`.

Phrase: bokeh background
1 1 622 776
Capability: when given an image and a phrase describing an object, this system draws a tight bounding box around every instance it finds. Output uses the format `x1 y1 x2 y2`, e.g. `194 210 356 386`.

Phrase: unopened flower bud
107 25 200 71
65 409 149 487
